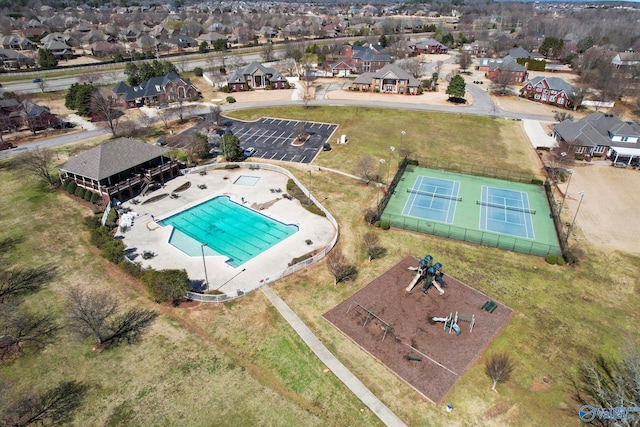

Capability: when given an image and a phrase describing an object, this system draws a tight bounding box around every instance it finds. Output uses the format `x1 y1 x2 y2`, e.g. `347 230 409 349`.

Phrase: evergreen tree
446 74 466 99
37 48 57 68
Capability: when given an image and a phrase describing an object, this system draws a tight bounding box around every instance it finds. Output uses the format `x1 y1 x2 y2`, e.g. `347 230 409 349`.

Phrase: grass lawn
1 107 639 426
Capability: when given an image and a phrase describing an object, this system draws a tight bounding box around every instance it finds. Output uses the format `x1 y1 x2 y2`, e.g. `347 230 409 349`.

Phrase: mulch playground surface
323 256 512 404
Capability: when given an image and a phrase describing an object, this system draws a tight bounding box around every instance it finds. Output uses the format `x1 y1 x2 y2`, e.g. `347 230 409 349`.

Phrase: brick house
410 38 448 54
340 44 391 74
553 112 640 164
520 76 576 109
350 64 421 94
225 61 289 92
482 56 528 84
112 72 200 108
0 98 58 133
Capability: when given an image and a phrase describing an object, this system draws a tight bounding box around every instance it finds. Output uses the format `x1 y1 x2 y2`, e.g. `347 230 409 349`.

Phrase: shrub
531 178 544 185
62 178 71 191
545 254 557 264
224 164 240 169
556 256 565 266
221 85 230 93
407 159 419 166
105 208 118 229
193 66 203 76
374 221 381 228
226 96 236 103
575 154 584 161
74 186 85 199
379 221 390 230
288 254 312 266
90 193 99 204
286 179 295 191
364 209 377 224
305 204 326 217
67 181 77 194
83 190 92 201
101 239 125 263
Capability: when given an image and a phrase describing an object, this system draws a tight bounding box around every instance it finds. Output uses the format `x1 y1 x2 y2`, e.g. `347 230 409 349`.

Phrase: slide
405 273 422 292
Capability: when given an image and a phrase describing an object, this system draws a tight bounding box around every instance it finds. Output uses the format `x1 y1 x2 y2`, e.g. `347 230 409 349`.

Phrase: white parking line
270 153 277 160
280 154 287 161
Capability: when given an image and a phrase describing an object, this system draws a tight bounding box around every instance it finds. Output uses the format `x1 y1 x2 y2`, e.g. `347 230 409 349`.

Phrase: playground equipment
406 255 445 295
431 311 476 335
346 300 394 342
406 355 422 362
482 300 498 313
431 313 461 336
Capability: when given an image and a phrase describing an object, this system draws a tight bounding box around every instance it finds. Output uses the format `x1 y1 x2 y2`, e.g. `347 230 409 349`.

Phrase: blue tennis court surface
479 186 535 239
402 176 460 224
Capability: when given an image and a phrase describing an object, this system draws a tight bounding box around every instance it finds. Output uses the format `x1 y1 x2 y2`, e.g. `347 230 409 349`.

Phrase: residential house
90 41 124 58
340 44 391 74
0 98 58 133
461 42 488 57
410 38 448 55
330 60 355 77
553 112 640 164
0 35 35 50
520 76 576 109
167 34 198 50
197 32 227 45
57 137 180 205
350 63 421 95
612 52 640 68
41 40 74 60
482 56 528 84
226 61 289 92
112 72 200 107
0 48 34 69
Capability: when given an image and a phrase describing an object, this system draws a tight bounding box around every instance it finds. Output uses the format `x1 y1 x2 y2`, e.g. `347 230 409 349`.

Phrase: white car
243 147 256 157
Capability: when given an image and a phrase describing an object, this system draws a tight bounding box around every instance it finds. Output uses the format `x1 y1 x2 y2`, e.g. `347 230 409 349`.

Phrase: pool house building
58 138 180 205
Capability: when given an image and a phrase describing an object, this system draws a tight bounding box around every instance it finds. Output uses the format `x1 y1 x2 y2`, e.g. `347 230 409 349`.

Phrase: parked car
32 78 42 83
0 142 17 150
155 103 168 110
243 147 256 157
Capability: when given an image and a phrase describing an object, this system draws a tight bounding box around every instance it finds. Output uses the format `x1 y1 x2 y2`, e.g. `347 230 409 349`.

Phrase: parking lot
223 117 338 164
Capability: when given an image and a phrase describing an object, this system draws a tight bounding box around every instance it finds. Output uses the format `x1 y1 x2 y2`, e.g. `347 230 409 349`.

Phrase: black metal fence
408 157 538 184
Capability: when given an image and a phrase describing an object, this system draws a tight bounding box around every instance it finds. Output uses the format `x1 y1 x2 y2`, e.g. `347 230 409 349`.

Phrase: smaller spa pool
233 175 260 186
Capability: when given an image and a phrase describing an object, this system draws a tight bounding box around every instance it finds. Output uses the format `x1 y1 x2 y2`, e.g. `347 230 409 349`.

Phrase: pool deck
116 167 336 295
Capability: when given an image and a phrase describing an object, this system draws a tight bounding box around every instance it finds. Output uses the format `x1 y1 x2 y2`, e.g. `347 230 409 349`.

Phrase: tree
485 353 516 391
395 57 423 79
76 72 102 85
363 232 386 261
16 148 56 186
219 132 241 160
490 71 513 95
0 265 56 303
539 37 564 59
90 90 122 137
576 36 595 53
37 48 57 68
261 41 275 62
326 247 357 286
355 155 376 184
66 286 158 348
141 269 190 305
198 41 208 53
554 111 574 122
441 33 454 47
208 104 222 127
0 307 60 361
458 51 472 72
446 74 466 99
65 83 96 117
3 380 88 427
569 345 640 426
212 38 227 51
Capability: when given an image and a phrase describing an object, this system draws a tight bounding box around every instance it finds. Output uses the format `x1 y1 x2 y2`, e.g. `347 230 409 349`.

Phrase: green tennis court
381 166 561 257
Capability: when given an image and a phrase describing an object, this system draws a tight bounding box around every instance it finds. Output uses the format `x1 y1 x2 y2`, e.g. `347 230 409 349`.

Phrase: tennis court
382 166 561 257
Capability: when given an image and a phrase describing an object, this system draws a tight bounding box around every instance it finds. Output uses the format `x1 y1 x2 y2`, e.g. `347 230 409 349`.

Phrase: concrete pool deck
116 166 337 296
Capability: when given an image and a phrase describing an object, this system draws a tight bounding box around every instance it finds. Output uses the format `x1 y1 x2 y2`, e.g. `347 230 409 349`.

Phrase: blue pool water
159 196 298 267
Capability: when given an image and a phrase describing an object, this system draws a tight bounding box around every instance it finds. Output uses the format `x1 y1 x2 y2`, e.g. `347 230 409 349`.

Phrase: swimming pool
159 196 298 267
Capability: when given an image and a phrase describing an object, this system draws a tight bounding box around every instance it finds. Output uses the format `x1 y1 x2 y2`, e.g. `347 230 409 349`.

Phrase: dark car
32 78 42 83
0 142 17 150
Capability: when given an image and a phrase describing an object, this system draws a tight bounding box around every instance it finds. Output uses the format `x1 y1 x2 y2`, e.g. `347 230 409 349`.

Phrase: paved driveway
224 117 338 164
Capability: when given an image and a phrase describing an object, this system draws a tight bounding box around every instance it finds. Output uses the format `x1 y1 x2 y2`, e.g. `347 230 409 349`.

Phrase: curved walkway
261 286 407 427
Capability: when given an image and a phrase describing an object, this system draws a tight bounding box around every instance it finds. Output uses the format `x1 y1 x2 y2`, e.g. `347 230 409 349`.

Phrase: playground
323 255 512 404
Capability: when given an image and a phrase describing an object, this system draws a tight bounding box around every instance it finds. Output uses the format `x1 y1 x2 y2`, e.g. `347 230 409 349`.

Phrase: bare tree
300 62 315 108
554 111 574 122
76 72 103 85
326 247 357 286
485 353 516 391
3 380 88 427
208 104 222 127
395 57 423 79
90 90 123 137
16 148 56 186
281 57 297 77
490 72 513 96
569 345 640 427
66 286 158 348
157 108 171 129
458 51 472 72
0 307 60 361
261 41 275 62
363 232 386 261
37 79 47 94
0 265 56 303
355 155 376 184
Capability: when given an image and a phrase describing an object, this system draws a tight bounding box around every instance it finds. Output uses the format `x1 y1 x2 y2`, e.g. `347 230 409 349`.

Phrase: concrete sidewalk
261 286 407 427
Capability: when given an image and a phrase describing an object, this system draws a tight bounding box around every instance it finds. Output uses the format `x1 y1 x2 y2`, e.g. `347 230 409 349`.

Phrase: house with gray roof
340 43 391 74
112 72 200 107
350 63 421 95
482 55 528 84
520 76 576 108
226 61 289 92
0 48 34 69
410 38 448 55
58 137 180 204
553 112 640 164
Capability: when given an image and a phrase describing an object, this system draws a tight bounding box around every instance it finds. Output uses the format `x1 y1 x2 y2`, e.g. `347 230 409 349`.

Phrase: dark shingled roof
58 137 169 181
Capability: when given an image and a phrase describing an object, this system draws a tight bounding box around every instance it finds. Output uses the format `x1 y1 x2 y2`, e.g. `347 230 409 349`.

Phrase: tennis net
476 200 536 214
407 188 462 201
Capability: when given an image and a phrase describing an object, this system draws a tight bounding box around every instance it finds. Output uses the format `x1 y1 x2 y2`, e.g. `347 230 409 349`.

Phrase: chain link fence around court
377 158 562 258
183 162 339 303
